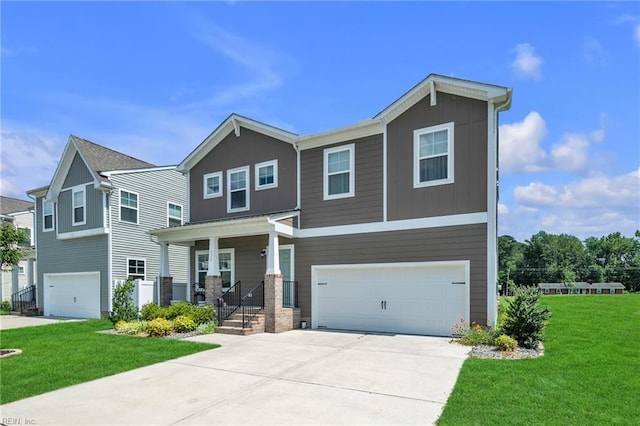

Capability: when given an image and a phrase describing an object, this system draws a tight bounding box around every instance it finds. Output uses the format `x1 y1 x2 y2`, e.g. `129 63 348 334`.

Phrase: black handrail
240 281 265 327
11 285 37 315
217 280 242 322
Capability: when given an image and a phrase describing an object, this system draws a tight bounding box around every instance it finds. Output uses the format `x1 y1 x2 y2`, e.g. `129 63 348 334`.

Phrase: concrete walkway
1 330 470 425
0 315 82 330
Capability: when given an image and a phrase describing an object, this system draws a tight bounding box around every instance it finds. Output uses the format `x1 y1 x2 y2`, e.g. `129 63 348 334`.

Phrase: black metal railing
283 280 298 308
11 285 37 315
238 281 265 327
216 280 265 327
217 280 242 322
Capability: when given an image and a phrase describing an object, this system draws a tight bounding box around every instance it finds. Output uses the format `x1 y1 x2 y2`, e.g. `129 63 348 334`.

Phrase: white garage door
44 272 101 318
313 261 469 337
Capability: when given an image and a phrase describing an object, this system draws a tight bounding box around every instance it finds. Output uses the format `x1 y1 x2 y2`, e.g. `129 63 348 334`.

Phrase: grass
438 294 640 425
0 319 218 404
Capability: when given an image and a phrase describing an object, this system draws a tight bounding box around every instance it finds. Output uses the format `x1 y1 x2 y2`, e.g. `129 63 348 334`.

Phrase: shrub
452 319 501 346
115 320 147 335
196 320 217 335
173 315 197 333
190 305 215 325
146 318 173 337
0 300 12 312
140 303 166 321
495 334 517 352
109 279 138 324
166 301 193 320
114 320 128 331
503 286 551 349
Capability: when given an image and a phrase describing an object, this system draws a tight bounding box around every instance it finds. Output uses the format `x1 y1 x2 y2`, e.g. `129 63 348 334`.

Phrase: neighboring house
27 135 189 318
150 74 512 336
590 282 625 294
0 196 35 302
538 283 567 295
538 282 625 295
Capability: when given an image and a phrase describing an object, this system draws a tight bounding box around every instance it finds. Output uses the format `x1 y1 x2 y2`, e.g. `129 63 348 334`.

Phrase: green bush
0 300 12 312
495 334 517 352
145 318 173 337
196 320 217 335
115 320 147 335
140 303 166 321
173 315 197 333
140 301 215 326
166 301 193 320
452 320 501 346
503 286 551 349
190 305 215 325
109 279 138 324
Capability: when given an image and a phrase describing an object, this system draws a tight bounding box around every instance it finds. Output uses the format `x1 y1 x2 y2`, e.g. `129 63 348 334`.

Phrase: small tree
109 278 138 323
0 222 28 271
503 286 550 349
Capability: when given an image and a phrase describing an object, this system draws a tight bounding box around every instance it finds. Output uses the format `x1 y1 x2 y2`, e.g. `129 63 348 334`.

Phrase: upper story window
255 160 278 190
227 166 250 213
414 122 455 188
203 171 222 199
120 190 138 224
72 186 86 225
324 144 355 200
43 199 54 231
127 258 145 280
168 202 183 227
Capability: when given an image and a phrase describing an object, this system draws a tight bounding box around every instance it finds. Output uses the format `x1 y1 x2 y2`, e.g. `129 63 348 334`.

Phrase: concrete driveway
0 314 81 330
1 330 469 425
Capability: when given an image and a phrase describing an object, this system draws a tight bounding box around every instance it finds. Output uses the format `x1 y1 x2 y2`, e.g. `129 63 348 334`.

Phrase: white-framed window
18 265 25 274
543 288 549 294
43 199 54 231
323 144 355 200
414 122 455 188
227 166 250 213
195 249 235 290
167 202 183 227
255 159 278 190
127 258 145 280
203 171 223 199
596 288 602 294
72 186 86 225
120 190 138 224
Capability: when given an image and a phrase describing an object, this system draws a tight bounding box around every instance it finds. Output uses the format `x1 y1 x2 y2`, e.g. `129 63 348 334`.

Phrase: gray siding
190 128 297 223
300 134 383 228
57 184 104 234
294 224 488 325
387 93 488 220
62 153 94 188
34 196 109 314
110 169 189 284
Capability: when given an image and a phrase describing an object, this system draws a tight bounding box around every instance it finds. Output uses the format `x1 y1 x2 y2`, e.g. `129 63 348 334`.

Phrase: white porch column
266 231 281 275
207 237 220 276
159 242 170 277
27 258 35 287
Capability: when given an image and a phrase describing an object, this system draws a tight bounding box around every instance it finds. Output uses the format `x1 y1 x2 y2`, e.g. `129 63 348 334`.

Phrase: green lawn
439 294 640 425
0 319 218 404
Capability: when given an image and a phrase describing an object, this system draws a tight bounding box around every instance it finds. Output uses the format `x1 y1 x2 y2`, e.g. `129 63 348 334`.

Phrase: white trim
167 202 183 227
71 185 86 226
119 189 139 224
413 122 455 188
42 199 54 232
100 165 177 176
323 143 355 200
203 171 223 199
127 257 146 281
107 190 113 312
296 212 487 238
297 120 383 150
382 125 388 222
57 227 109 240
255 159 278 191
186 171 191 224
219 248 235 289
311 260 470 332
227 166 250 213
195 250 209 284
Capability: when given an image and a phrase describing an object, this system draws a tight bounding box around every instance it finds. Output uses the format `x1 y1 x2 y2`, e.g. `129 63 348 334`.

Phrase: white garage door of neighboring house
312 261 469 337
44 272 101 319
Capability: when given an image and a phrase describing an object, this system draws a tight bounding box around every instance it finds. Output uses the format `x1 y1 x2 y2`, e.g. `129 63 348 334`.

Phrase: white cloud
499 111 547 174
498 203 509 215
511 43 542 80
550 134 589 172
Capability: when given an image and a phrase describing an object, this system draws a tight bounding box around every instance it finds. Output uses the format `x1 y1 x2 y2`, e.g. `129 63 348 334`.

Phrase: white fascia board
27 185 49 198
45 138 78 201
297 120 383 150
101 165 178 176
57 227 109 240
295 212 488 238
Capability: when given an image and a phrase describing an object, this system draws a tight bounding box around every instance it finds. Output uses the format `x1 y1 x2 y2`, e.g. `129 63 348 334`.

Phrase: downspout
294 141 301 220
106 189 113 314
26 192 38 308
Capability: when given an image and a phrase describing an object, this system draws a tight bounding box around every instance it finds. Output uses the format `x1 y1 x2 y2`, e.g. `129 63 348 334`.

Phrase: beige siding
300 134 383 228
387 93 488 220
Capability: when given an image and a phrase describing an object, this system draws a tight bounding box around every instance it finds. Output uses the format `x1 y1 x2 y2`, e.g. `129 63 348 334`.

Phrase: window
72 186 86 225
120 190 138 224
227 166 249 213
168 203 183 227
203 172 222 198
18 265 25 274
255 160 278 190
43 200 54 231
414 122 454 188
323 144 355 200
127 258 145 280
195 249 234 290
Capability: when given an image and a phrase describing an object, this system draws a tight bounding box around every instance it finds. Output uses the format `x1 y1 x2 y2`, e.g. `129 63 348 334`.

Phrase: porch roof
149 211 297 243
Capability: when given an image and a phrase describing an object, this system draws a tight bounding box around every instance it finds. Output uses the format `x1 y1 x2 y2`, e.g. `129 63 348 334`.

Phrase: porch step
217 313 265 335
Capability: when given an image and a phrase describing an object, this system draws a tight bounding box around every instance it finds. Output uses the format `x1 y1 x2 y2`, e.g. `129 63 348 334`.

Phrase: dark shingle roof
590 282 625 289
0 196 34 215
71 135 155 184
538 283 566 289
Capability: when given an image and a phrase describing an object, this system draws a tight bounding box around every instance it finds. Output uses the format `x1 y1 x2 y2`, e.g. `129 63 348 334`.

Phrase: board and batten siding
300 134 383 228
33 196 109 314
110 169 189 284
294 223 488 326
387 93 489 221
189 128 297 223
62 153 94 188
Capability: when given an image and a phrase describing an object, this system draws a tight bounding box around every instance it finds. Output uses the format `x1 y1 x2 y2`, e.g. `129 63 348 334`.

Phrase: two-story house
27 135 189 318
151 74 512 336
1 196 35 303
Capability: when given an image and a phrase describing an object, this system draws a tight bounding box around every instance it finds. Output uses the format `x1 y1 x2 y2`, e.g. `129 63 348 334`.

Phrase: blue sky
1 1 639 241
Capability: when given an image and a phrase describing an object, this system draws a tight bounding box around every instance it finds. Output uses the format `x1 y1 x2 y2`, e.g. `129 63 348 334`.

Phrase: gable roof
178 114 298 173
0 196 34 215
590 282 625 289
44 135 155 200
538 283 567 289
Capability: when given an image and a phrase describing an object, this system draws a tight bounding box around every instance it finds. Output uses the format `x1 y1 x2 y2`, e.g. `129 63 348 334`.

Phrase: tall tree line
498 231 640 292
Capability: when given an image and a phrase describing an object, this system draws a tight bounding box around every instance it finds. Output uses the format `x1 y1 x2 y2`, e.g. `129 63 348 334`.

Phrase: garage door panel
44 272 101 319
